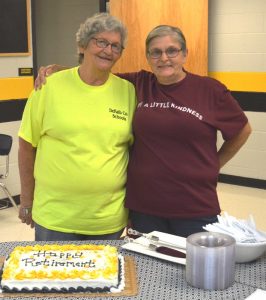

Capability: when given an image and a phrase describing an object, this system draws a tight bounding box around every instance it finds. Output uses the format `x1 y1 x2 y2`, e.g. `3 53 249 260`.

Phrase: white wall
208 0 266 181
0 56 33 78
208 0 266 72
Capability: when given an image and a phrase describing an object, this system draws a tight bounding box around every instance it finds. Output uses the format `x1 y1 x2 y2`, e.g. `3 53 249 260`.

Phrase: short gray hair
145 25 187 56
76 13 127 63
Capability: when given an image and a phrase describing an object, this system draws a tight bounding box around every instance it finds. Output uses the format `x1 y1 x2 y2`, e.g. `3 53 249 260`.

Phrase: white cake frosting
1 244 124 293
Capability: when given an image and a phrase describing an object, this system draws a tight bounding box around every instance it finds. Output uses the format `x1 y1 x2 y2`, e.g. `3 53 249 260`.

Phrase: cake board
0 256 138 298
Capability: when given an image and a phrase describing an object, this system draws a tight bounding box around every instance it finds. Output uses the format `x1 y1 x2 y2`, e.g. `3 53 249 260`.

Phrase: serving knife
124 236 186 259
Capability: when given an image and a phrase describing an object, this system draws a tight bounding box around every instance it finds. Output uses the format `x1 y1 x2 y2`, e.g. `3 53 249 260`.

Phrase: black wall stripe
1 92 265 123
219 174 266 190
0 99 27 123
0 195 20 208
232 91 266 112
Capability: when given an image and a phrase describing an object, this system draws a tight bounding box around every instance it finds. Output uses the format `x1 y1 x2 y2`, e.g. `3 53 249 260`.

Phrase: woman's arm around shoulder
34 64 69 90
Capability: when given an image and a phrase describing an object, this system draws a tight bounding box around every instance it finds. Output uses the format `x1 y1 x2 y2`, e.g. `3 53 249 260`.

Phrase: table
0 240 265 300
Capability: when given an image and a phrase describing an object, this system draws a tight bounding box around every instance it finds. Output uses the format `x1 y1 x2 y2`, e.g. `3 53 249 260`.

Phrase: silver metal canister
186 232 236 290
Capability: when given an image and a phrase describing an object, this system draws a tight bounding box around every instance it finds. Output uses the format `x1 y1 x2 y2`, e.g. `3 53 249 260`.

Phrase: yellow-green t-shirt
19 67 136 235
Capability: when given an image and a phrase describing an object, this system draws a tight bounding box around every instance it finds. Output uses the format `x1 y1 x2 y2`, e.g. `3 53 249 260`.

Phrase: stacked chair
0 134 18 210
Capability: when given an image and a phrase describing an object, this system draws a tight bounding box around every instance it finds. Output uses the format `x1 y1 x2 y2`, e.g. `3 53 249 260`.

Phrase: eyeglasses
91 37 124 54
148 47 183 59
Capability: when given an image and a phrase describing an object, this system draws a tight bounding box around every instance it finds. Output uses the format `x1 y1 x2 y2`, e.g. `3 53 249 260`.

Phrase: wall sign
0 0 31 56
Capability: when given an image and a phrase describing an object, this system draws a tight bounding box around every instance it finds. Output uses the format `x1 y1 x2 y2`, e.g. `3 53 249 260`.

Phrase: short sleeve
18 89 45 147
213 84 248 141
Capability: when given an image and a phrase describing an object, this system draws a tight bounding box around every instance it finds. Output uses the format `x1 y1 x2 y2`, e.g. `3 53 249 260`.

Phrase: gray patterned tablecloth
0 240 265 300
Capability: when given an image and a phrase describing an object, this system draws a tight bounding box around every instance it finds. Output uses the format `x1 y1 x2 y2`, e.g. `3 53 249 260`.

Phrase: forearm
218 122 252 169
18 137 36 207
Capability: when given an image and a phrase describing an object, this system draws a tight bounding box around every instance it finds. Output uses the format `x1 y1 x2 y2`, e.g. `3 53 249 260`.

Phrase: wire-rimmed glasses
91 37 123 54
148 47 183 59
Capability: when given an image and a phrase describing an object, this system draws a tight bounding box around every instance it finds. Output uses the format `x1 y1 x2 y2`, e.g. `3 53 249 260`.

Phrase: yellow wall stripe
0 73 265 101
0 77 34 101
208 72 266 92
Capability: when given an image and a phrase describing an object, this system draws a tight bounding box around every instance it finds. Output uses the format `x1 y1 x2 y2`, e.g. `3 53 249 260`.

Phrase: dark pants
130 210 218 238
35 223 124 241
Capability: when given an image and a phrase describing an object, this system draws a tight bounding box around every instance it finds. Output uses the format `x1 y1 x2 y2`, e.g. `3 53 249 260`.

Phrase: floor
0 183 265 242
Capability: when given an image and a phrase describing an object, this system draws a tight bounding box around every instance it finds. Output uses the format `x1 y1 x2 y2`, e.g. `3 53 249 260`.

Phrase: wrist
19 196 33 208
20 206 32 218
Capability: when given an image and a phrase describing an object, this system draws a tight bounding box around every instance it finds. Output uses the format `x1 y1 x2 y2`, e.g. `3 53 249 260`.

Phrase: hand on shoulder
34 64 67 90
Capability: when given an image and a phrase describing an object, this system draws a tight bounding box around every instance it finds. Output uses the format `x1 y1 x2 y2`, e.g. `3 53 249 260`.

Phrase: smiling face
147 35 187 85
79 31 123 74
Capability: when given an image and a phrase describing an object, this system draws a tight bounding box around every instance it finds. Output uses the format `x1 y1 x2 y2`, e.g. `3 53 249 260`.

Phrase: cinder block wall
208 0 266 182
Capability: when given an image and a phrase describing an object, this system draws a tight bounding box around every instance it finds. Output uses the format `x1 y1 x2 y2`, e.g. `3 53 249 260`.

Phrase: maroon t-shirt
117 70 248 218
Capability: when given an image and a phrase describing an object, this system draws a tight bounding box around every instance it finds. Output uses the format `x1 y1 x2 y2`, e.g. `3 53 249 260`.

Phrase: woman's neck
78 65 109 86
157 70 187 85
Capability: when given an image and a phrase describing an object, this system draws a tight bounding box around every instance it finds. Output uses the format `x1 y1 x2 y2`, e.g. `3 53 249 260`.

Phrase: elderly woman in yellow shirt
18 13 136 241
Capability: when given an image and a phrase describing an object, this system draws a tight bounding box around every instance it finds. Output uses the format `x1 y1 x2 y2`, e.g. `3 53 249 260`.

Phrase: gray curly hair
76 13 127 64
